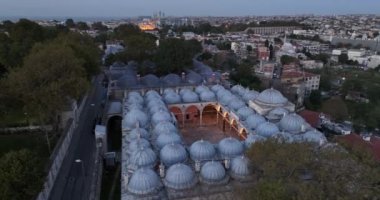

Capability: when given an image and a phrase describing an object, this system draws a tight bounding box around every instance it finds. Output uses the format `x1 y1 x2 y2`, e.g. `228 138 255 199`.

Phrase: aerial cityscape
0 1 380 200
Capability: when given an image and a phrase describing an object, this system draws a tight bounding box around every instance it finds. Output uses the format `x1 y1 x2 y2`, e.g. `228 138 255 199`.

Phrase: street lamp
75 159 85 177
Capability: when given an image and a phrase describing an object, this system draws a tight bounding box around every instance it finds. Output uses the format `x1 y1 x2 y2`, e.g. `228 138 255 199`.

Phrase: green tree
338 53 349 64
65 18 75 28
281 55 298 65
154 38 202 74
321 96 349 121
0 149 44 200
76 21 89 30
116 33 157 63
7 41 89 124
92 22 108 31
113 24 141 39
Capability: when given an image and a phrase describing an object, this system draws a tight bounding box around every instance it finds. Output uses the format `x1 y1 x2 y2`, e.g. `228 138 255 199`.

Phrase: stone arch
240 129 248 140
201 104 218 126
107 115 122 151
184 105 200 127
169 106 183 126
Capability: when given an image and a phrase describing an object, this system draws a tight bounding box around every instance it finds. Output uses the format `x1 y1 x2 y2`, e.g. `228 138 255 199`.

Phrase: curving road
49 75 106 200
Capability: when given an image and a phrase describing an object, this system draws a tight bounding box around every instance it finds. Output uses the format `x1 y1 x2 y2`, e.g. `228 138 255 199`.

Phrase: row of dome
127 156 251 195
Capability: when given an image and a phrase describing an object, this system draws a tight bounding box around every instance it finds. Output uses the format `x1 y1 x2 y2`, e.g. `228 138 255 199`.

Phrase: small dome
164 164 197 190
231 85 245 96
256 122 279 138
195 85 209 94
181 91 199 103
303 129 327 144
160 143 187 166
200 161 226 183
127 95 144 105
127 138 151 155
189 140 216 161
164 92 181 104
245 133 266 148
142 74 161 87
145 90 161 100
123 109 149 129
155 132 182 150
219 92 234 106
200 90 216 102
237 107 255 121
126 128 150 142
162 74 181 86
151 110 172 126
179 88 192 96
149 104 168 115
228 99 246 111
243 90 259 102
153 121 178 137
163 88 175 95
279 114 307 134
218 137 244 159
128 147 157 169
126 102 143 111
267 107 289 120
127 168 161 195
256 88 288 106
245 114 266 131
211 84 224 92
147 98 165 109
230 156 251 179
271 131 294 143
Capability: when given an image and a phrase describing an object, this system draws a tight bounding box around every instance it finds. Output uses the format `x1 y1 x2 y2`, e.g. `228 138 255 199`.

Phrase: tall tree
0 149 44 200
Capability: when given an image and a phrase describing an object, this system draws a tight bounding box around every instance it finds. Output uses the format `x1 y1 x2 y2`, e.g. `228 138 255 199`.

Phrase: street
49 75 106 200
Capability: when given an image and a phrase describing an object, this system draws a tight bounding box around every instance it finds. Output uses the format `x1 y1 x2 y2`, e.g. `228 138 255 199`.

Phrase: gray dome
256 88 288 106
279 114 307 134
127 168 161 195
245 133 266 148
164 164 197 190
123 109 149 129
186 71 203 84
219 92 234 106
163 88 175 95
142 74 161 87
117 74 138 88
195 85 209 94
243 90 259 102
145 90 161 100
149 104 168 115
211 84 224 92
231 85 245 96
153 121 178 137
125 102 143 111
162 74 181 86
160 143 187 166
228 98 246 111
164 92 181 104
245 114 266 131
216 89 230 99
128 147 157 169
126 128 150 142
218 137 244 159
271 131 294 143
230 156 251 179
127 138 151 155
237 107 255 121
147 98 165 109
179 88 192 96
155 132 182 150
127 95 144 105
302 129 327 144
151 110 172 126
267 107 289 120
256 122 280 138
181 91 199 103
200 161 226 183
189 140 216 161
200 90 216 102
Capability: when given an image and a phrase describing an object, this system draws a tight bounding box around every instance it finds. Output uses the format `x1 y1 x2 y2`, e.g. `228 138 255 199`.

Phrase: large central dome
256 88 288 106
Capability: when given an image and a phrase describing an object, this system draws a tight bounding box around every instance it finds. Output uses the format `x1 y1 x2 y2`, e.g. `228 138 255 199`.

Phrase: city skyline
0 0 380 19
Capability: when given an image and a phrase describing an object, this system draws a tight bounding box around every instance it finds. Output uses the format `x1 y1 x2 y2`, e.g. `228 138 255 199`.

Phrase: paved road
49 75 106 200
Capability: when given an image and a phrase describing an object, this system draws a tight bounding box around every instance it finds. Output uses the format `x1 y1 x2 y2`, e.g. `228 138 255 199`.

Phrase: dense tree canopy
241 139 380 200
0 149 44 200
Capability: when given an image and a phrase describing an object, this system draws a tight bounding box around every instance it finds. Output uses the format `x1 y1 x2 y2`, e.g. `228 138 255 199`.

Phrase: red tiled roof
298 109 320 128
282 70 319 79
338 134 380 162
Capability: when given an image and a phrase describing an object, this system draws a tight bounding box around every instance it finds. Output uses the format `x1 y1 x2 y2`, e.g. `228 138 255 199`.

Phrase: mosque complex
98 60 327 200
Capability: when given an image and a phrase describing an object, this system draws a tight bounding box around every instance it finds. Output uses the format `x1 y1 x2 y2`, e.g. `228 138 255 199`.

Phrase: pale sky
0 0 379 19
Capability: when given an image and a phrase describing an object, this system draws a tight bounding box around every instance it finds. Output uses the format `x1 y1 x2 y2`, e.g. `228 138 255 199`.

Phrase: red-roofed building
337 133 380 162
257 47 270 61
298 109 322 128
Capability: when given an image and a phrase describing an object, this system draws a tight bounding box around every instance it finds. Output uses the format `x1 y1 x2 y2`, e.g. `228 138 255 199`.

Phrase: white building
347 49 365 60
